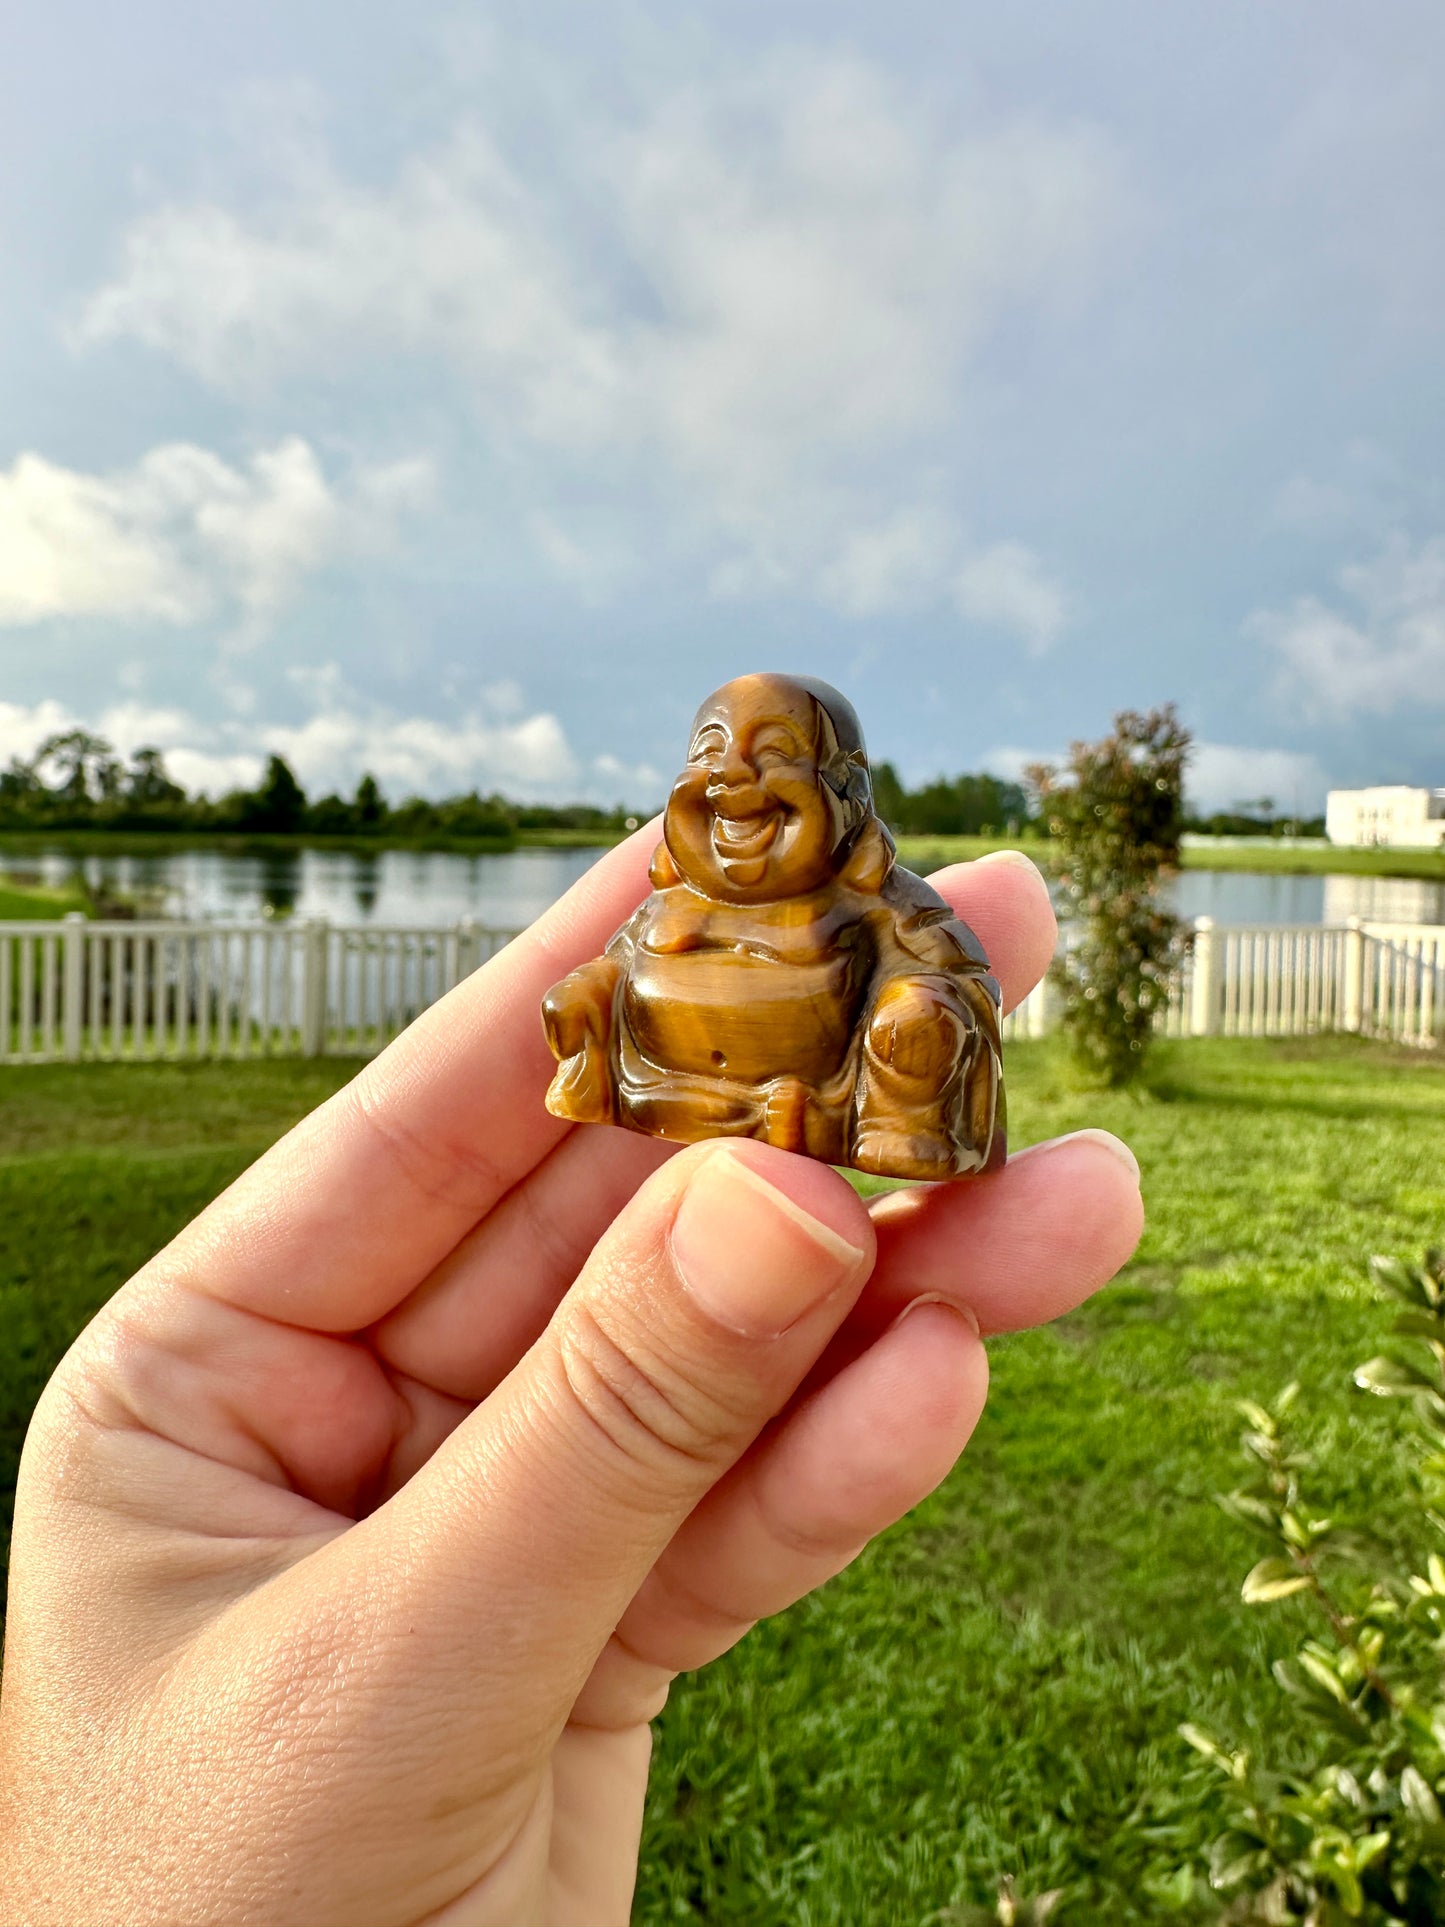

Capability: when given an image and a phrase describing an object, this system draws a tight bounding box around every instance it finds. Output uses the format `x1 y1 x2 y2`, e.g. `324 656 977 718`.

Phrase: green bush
1027 706 1190 1087
1182 1248 1445 1923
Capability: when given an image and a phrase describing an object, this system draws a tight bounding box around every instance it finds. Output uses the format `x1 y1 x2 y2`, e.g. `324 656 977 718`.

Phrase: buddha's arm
540 910 643 1061
540 954 622 1061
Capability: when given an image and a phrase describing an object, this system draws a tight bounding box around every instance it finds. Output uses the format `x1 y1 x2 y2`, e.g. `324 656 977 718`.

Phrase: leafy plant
1182 1249 1445 1923
944 1875 1065 1924
1026 706 1190 1086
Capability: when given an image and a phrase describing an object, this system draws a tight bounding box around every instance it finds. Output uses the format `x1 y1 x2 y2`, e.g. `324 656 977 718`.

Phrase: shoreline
1 828 1441 892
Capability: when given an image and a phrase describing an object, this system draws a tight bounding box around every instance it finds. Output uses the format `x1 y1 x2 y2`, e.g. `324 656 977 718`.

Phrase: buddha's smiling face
664 676 850 903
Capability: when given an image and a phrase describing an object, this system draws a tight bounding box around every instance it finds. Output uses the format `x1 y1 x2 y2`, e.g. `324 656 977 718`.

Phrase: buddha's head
661 672 877 903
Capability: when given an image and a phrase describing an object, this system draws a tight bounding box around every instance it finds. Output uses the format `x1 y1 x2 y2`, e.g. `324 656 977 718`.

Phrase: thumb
364 1139 874 1736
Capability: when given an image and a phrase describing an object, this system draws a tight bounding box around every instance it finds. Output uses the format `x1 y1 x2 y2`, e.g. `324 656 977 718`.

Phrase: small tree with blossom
1027 705 1191 1086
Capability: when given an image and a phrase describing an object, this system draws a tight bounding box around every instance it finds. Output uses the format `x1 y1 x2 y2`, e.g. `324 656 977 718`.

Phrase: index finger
149 823 662 1329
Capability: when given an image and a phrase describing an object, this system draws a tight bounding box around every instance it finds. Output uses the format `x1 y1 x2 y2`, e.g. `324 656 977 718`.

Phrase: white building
1326 785 1445 849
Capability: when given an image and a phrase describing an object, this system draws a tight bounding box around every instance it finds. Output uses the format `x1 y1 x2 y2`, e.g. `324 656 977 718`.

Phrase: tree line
0 725 1318 843
0 729 1037 841
0 731 625 841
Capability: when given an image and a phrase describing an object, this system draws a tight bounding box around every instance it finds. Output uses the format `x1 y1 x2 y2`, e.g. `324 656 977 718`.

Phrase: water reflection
1320 873 1445 925
3 844 607 928
1 842 1441 931
258 849 302 918
1170 869 1326 926
352 851 381 918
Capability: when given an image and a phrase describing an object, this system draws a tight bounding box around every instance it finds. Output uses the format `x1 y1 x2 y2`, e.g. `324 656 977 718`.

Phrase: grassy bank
895 834 1445 884
1180 840 1445 882
0 1040 1442 1918
0 879 89 920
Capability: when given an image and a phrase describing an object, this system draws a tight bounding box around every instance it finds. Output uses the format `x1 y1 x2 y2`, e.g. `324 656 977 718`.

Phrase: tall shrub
1027 706 1190 1085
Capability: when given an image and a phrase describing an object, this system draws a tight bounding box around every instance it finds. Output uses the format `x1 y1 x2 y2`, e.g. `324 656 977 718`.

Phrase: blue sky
2 0 1442 811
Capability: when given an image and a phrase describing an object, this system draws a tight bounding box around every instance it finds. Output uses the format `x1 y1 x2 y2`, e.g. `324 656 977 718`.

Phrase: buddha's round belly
625 944 863 1084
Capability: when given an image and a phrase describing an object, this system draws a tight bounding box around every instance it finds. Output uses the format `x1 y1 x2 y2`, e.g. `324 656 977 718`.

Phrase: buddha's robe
543 851 1005 1179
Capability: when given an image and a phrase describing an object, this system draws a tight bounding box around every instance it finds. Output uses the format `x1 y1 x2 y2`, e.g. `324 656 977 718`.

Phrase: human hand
0 836 1142 1927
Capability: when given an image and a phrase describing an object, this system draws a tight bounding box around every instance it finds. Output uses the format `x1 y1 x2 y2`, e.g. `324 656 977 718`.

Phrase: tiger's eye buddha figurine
541 672 1006 1181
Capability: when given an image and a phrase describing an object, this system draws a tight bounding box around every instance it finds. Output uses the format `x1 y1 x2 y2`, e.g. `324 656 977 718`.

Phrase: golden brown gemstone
541 672 1006 1181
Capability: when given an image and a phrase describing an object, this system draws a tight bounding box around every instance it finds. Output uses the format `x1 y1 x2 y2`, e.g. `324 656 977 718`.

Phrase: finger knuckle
554 1299 750 1485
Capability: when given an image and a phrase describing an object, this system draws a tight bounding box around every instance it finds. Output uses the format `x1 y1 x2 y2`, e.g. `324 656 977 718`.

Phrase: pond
1 843 1442 930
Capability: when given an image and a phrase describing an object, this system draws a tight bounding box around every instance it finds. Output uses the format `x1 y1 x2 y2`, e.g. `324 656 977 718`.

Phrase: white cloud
1253 534 1445 717
94 700 202 755
528 515 632 606
1271 474 1371 535
0 698 77 767
0 681 659 805
162 747 266 795
479 679 526 720
953 541 1069 653
89 701 264 794
264 706 580 798
1187 742 1328 816
0 696 263 795
0 437 432 633
75 126 626 446
714 505 1074 643
75 54 1122 558
815 507 955 618
608 58 1121 518
0 453 199 625
979 744 1057 787
1269 443 1403 536
983 738 1327 814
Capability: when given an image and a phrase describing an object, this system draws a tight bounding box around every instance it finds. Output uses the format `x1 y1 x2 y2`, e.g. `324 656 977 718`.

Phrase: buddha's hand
541 951 621 1057
541 953 623 1121
0 837 1142 1927
865 974 969 1081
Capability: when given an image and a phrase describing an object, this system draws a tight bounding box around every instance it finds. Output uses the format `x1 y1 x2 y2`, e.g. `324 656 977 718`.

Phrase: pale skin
0 831 1143 1927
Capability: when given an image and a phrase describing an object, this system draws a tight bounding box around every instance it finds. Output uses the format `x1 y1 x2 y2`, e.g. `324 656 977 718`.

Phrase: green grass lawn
1 1040 1443 1920
1177 840 1445 882
890 834 1445 885
0 878 88 920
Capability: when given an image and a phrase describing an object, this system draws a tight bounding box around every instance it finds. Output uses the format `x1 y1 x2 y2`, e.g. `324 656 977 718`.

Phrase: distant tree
0 757 43 820
510 801 628 832
435 792 515 840
1027 705 1190 1086
870 760 908 832
866 762 1028 837
387 796 441 838
86 746 191 830
248 755 308 833
353 773 386 832
124 748 187 811
1184 809 1274 838
93 752 124 805
902 773 1028 837
305 793 357 836
35 730 115 808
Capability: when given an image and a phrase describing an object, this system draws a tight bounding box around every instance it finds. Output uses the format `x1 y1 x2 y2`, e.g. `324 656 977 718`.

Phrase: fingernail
671 1148 869 1337
891 1292 980 1337
1011 1127 1141 1184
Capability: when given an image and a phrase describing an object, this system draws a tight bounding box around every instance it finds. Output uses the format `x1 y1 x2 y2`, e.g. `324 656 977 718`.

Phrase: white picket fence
1 913 1442 1066
0 916 518 1065
999 916 1445 1049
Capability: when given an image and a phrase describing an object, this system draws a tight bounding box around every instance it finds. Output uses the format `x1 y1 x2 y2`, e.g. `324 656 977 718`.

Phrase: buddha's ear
840 816 894 894
648 839 682 889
